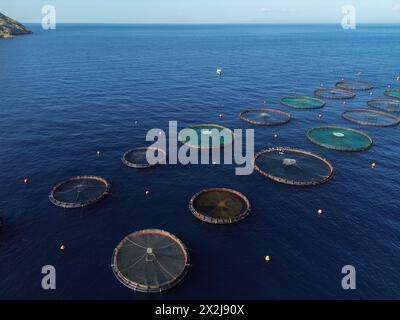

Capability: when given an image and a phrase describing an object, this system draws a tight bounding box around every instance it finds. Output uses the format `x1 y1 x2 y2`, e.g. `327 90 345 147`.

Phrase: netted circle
384 89 400 99
254 147 333 186
239 108 291 126
314 88 356 100
307 126 373 152
122 147 166 168
280 96 326 109
112 229 189 293
178 124 234 149
336 81 374 91
368 99 400 113
189 188 250 224
49 176 110 208
342 109 400 127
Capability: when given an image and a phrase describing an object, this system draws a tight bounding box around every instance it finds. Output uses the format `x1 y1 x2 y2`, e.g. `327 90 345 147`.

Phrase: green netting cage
280 96 326 109
384 89 400 99
307 126 373 152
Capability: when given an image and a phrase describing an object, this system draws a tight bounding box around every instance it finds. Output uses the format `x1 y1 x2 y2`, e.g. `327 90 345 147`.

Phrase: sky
2 0 400 23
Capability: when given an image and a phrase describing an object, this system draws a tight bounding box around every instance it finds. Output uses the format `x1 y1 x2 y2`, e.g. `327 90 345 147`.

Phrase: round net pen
178 124 234 149
239 108 291 126
49 176 110 209
307 126 373 152
112 229 189 293
335 81 374 91
342 109 400 127
314 88 356 100
368 99 400 113
384 89 400 99
254 147 333 186
280 96 326 109
122 147 166 168
189 188 250 224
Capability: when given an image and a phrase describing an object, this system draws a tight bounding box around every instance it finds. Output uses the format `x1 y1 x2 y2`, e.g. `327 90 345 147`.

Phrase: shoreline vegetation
0 12 32 38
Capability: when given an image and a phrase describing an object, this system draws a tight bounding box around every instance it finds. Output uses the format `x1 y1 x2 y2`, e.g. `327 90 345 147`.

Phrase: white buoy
216 68 223 77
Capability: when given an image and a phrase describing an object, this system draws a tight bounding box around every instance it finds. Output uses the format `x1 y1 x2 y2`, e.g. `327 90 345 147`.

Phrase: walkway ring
49 176 110 209
112 229 189 293
368 99 400 113
189 188 251 224
314 88 356 100
239 108 291 126
254 147 334 186
335 81 374 91
122 147 166 168
342 109 400 127
178 124 234 149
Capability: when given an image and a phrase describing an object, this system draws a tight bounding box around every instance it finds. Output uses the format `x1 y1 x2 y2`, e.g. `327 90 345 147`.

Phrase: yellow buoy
371 162 377 169
265 255 270 262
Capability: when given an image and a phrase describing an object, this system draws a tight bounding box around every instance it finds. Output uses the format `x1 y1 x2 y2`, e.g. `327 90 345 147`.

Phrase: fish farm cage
189 188 251 224
384 89 400 99
335 81 374 91
368 99 400 113
49 176 110 209
342 109 400 127
280 96 326 109
307 126 373 152
239 108 291 126
122 147 166 168
112 229 189 293
254 147 334 186
314 88 356 100
178 124 234 149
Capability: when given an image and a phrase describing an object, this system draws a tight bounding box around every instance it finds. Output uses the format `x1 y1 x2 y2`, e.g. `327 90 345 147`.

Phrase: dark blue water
0 24 399 300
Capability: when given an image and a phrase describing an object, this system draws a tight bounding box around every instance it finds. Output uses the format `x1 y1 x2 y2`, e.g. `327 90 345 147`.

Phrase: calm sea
0 24 399 299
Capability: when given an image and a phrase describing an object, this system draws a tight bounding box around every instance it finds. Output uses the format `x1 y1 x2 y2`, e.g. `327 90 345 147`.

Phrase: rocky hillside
0 12 32 38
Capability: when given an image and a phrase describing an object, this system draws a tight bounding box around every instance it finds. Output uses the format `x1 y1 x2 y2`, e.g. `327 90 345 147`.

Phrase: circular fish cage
335 81 374 91
314 88 356 100
122 147 166 168
280 96 326 109
239 108 291 126
254 147 333 186
178 124 234 149
384 89 400 99
342 109 400 127
189 188 250 224
112 229 189 293
368 99 400 113
307 126 373 152
49 176 110 208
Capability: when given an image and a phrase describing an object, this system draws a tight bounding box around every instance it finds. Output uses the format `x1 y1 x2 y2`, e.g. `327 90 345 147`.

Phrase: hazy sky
3 0 400 23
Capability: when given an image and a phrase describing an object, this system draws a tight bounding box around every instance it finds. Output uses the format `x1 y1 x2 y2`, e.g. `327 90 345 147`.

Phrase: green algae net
307 126 373 152
384 89 400 99
280 96 326 109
